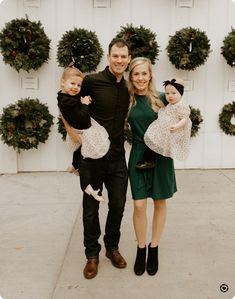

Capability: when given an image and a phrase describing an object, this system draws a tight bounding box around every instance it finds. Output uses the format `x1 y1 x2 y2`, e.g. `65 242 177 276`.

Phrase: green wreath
0 98 54 151
221 28 235 67
189 105 203 137
219 102 235 135
115 24 159 64
57 116 66 141
124 105 203 144
0 16 50 72
166 27 211 71
57 28 103 73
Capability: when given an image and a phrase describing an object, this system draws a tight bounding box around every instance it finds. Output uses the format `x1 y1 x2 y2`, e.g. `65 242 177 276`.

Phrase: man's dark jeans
78 156 128 259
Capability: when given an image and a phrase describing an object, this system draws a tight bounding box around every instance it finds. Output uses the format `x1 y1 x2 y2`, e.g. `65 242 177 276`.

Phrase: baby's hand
81 96 92 105
169 125 179 133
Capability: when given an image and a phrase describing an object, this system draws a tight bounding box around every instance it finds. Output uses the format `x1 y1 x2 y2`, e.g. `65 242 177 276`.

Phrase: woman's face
131 62 151 95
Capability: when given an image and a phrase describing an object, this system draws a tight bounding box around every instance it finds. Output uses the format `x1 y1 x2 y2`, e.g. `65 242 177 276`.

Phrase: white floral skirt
144 118 192 161
66 118 110 159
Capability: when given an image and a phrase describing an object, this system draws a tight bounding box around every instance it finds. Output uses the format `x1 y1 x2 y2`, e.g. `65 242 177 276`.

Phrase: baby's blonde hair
61 65 84 80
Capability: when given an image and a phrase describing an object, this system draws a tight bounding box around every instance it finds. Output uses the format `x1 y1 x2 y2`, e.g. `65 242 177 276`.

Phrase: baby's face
165 85 182 105
61 75 83 96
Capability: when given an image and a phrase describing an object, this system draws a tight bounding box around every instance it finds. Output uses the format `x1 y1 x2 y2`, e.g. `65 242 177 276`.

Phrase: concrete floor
0 169 234 299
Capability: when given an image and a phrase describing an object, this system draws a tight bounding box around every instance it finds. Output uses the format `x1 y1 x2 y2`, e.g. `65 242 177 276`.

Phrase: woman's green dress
128 93 177 200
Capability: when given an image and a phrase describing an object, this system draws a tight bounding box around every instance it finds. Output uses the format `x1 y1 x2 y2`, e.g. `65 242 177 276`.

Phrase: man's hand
81 96 92 105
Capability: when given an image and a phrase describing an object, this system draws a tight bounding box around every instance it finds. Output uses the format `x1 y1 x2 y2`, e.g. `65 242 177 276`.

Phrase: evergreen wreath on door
0 98 54 152
57 116 66 141
221 28 235 67
0 16 50 72
115 23 160 64
57 28 103 73
189 105 203 137
218 102 235 135
166 27 211 71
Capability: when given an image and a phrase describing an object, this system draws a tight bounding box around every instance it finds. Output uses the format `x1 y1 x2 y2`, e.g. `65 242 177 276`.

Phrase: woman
128 57 177 276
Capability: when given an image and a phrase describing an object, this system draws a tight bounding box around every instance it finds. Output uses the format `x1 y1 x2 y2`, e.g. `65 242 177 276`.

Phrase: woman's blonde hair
128 57 164 112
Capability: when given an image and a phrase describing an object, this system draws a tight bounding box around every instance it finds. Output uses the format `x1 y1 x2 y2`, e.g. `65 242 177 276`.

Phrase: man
79 38 131 279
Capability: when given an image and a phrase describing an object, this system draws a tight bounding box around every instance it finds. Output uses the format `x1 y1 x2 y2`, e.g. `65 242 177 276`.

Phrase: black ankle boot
134 246 146 275
146 243 158 275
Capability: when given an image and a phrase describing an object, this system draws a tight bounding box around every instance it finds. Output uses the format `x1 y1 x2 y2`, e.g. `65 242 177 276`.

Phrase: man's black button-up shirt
80 66 130 160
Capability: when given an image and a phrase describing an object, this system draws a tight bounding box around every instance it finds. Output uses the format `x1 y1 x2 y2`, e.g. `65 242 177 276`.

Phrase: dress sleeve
58 94 91 129
178 104 191 120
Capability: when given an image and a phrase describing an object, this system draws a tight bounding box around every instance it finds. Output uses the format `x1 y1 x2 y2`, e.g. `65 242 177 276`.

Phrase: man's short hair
108 38 131 55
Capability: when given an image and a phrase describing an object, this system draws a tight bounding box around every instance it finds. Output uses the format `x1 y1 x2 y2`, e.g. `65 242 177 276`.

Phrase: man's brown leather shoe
83 258 99 279
106 250 127 268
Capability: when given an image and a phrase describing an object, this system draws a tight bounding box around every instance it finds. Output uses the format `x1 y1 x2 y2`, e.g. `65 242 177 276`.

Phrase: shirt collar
103 66 125 83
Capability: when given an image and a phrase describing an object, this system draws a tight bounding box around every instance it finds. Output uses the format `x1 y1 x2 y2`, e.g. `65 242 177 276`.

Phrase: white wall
0 0 235 173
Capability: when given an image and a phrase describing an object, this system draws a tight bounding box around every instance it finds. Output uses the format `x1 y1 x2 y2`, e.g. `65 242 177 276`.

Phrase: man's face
108 45 131 78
